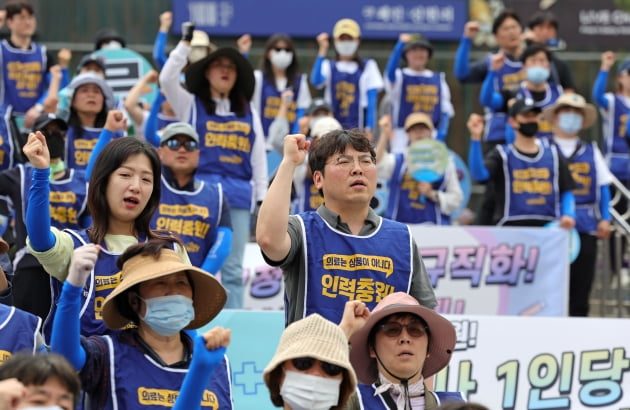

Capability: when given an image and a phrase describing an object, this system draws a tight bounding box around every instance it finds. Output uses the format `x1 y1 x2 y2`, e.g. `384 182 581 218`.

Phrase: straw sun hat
101 248 226 330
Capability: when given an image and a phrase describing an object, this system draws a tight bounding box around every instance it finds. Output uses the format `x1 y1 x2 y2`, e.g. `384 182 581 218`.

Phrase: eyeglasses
330 154 375 170
163 138 199 152
379 321 428 338
273 47 291 52
291 357 344 377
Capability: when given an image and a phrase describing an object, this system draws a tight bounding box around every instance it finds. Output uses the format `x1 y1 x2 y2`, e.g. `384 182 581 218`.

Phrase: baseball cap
333 18 361 38
33 112 68 132
508 99 541 118
403 35 433 58
159 122 199 145
306 98 333 116
77 53 106 73
404 112 435 132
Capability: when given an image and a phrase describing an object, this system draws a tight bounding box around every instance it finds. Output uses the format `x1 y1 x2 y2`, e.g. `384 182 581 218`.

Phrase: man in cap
151 121 233 272
376 113 462 225
347 292 463 409
0 112 89 319
543 93 612 316
384 33 454 153
468 100 575 227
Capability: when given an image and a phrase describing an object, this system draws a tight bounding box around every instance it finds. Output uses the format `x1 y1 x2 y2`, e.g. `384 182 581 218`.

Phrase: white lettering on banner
202 311 630 410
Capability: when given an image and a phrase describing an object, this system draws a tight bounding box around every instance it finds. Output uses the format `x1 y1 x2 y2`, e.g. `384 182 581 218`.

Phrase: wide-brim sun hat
542 93 597 130
101 248 226 330
263 313 357 409
349 292 455 384
68 72 115 111
185 47 255 102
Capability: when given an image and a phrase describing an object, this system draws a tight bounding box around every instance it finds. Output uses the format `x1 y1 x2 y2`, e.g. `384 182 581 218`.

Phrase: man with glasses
257 129 436 326
152 122 233 273
347 292 463 409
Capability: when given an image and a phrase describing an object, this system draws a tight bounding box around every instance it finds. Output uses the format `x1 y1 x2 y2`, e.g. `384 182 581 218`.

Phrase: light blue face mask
140 294 194 336
526 66 550 84
557 111 583 134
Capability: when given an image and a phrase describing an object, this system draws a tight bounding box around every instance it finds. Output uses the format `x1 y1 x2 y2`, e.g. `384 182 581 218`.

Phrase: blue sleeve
85 129 116 180
453 37 472 80
468 140 490 182
172 335 226 410
310 56 326 87
60 67 70 89
592 70 609 110
366 88 378 129
599 185 611 221
436 113 450 143
505 123 515 144
145 93 165 147
50 281 87 370
479 71 504 110
561 190 576 219
201 227 232 274
153 31 168 70
26 168 55 251
385 40 405 83
291 108 305 134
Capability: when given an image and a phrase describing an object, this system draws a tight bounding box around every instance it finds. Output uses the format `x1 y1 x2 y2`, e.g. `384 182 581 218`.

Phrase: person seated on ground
0 352 81 410
347 292 463 409
50 239 233 409
263 300 369 410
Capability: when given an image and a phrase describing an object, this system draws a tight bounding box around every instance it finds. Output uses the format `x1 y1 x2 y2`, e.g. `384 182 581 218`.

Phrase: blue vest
498 144 560 225
565 142 599 234
601 95 630 180
395 71 442 129
259 74 302 135
99 332 233 410
0 304 41 362
483 53 523 143
21 165 89 231
298 212 413 324
0 105 14 171
385 154 450 225
191 99 255 210
66 126 105 171
43 230 135 343
0 39 47 114
515 83 562 141
330 60 364 129
292 178 323 214
152 177 222 267
357 384 465 408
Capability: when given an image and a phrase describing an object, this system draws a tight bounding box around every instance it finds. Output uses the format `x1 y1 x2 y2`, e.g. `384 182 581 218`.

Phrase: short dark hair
0 353 81 407
4 1 34 19
528 11 559 31
307 129 375 196
492 9 522 34
520 42 551 64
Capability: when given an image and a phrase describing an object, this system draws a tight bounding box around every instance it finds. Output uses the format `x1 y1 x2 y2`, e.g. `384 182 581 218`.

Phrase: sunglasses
163 138 199 152
273 47 291 52
291 357 343 377
379 321 427 338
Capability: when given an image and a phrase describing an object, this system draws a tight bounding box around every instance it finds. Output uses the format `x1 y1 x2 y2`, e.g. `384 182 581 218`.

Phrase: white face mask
335 41 359 57
270 50 293 70
280 370 342 410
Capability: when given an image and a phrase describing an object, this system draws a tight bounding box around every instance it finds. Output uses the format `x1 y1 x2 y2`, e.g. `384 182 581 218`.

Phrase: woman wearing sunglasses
347 292 464 409
263 300 368 410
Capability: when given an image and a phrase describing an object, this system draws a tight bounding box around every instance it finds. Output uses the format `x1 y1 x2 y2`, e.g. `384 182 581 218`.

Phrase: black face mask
517 121 539 138
46 132 66 159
